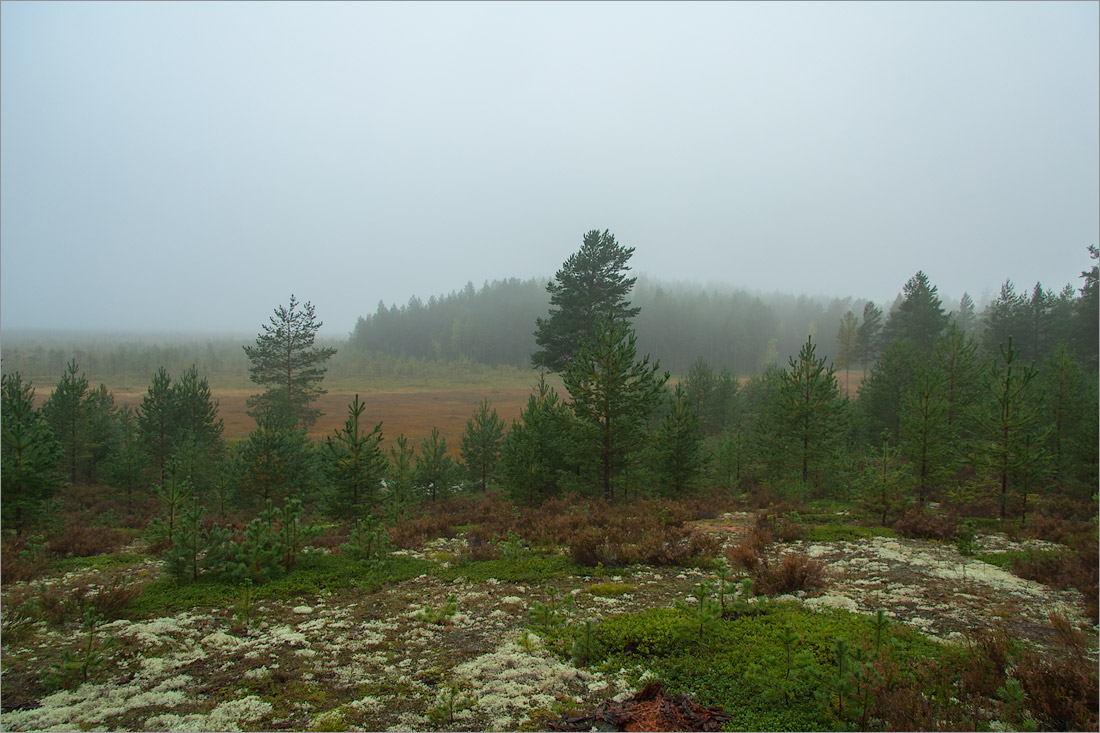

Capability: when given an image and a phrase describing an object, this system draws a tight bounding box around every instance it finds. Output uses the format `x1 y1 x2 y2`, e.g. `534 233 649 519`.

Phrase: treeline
346 276 871 375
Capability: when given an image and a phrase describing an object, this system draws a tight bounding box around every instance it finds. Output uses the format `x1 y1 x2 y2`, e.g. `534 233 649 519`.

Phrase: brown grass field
108 386 538 453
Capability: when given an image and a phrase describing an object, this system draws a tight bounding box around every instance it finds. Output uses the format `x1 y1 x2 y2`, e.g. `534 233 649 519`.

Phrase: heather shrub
49 521 127 558
893 509 956 541
1013 649 1098 731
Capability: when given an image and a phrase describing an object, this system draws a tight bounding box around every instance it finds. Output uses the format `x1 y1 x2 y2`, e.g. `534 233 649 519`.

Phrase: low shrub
49 521 127 558
893 509 956 541
1013 649 1099 731
0 534 50 584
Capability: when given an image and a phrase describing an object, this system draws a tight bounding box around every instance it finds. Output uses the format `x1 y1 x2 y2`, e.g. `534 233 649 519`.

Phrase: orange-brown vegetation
108 386 535 451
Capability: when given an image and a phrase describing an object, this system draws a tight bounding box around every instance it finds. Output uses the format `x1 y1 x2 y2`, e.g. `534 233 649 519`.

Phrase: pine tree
1074 245 1098 372
42 359 90 484
244 295 337 428
323 394 385 507
882 271 949 355
856 301 883 379
563 317 668 502
898 366 951 505
953 293 977 335
2 373 67 533
171 365 224 492
765 336 847 489
857 339 921 444
237 414 314 506
1039 343 1088 490
386 434 416 518
533 230 641 372
459 399 505 492
415 427 455 502
499 377 575 505
835 311 859 394
654 384 705 496
138 367 174 485
104 406 149 514
971 337 1046 520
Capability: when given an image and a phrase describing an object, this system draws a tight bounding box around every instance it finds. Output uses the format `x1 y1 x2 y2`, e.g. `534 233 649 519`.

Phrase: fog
2 1 1097 338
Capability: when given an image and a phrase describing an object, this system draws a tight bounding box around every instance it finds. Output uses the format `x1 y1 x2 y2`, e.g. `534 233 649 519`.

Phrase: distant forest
2 263 1097 383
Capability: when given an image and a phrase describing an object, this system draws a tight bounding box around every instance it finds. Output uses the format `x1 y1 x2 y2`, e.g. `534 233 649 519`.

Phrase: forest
1 233 1097 732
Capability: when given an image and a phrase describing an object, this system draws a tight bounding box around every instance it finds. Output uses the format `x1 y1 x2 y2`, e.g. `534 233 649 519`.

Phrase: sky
2 1 1097 338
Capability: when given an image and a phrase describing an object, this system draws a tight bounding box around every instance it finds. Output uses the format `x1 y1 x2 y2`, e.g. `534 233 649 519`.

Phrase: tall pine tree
533 230 641 373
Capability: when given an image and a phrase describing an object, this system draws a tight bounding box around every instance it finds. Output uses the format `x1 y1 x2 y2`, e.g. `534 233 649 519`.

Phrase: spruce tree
459 399 505 492
563 317 668 502
244 295 337 428
2 373 67 533
533 230 641 372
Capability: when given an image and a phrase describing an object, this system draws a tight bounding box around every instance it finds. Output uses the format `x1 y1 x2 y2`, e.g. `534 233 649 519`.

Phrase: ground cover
2 500 1095 732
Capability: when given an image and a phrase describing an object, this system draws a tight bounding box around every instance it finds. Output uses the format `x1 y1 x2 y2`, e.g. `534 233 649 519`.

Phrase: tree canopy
533 229 641 373
244 295 337 429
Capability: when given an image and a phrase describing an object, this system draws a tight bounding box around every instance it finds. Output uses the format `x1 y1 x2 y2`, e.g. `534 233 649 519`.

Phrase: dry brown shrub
0 535 50 585
754 552 826 596
893 508 957 541
1014 649 1099 731
48 522 127 558
462 525 499 561
957 626 1011 699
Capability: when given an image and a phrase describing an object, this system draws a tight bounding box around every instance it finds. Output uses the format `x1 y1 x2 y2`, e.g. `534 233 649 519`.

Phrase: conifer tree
323 394 385 507
386 434 416 518
654 383 705 496
764 336 847 489
882 271 949 355
1039 343 1089 490
415 427 455 502
899 366 951 505
460 399 505 492
971 337 1046 519
533 230 641 372
835 311 859 394
856 301 883 379
138 367 174 485
499 376 575 504
953 293 977 335
244 295 337 428
563 317 668 502
171 365 224 491
42 359 90 484
237 414 314 506
2 373 67 533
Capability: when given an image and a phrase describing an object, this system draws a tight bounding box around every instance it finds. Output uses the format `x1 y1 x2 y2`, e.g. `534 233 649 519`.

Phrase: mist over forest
1 256 1093 385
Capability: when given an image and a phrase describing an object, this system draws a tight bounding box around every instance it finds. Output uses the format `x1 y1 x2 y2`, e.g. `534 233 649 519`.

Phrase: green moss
973 549 1066 570
126 553 434 619
583 582 636 597
801 524 899 543
591 603 947 731
433 552 579 583
53 553 153 572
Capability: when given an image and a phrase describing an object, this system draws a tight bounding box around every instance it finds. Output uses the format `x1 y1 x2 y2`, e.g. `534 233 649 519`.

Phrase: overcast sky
2 1 1097 337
